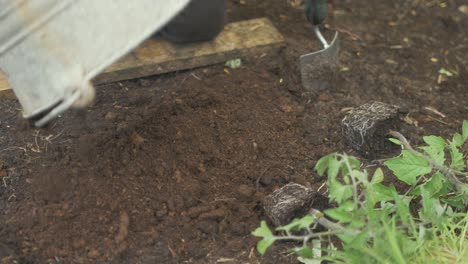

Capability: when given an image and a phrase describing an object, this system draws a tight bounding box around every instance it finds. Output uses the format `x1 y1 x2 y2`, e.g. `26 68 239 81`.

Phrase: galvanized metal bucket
0 0 190 126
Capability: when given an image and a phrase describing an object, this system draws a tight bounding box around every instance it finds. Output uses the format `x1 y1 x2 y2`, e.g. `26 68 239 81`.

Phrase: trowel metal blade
300 32 339 92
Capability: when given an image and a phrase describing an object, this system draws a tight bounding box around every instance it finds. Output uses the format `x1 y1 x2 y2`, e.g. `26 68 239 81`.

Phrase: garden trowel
300 0 339 92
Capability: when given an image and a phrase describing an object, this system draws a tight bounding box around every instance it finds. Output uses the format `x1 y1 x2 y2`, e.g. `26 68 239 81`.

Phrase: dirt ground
1 0 467 263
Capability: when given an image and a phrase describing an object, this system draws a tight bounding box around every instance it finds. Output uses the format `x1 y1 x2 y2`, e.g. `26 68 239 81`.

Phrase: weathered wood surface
0 18 284 92
0 73 9 92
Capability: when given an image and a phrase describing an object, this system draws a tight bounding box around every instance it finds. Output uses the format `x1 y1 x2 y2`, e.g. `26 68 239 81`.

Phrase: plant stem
309 208 361 236
274 229 345 242
338 153 360 206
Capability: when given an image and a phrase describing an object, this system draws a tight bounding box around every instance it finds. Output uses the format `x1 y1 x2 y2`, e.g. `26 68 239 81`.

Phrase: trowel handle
305 0 328 26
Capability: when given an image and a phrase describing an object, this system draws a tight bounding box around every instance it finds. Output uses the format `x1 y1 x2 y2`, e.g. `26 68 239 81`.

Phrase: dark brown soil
1 1 467 263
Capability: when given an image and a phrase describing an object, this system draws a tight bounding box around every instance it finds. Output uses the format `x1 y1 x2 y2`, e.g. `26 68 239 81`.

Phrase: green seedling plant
253 121 468 263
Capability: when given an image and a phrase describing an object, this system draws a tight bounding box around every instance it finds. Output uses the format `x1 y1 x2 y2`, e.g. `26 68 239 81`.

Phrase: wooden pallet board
0 18 284 92
0 74 8 92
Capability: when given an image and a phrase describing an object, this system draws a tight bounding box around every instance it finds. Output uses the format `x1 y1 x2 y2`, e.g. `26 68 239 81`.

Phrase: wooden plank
0 18 284 91
95 17 284 84
0 71 9 92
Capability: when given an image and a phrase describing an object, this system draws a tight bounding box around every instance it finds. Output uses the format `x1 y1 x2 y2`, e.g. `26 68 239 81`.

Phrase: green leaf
347 156 362 169
252 221 276 255
438 68 454 76
344 228 369 249
442 195 466 209
420 187 447 223
385 150 432 185
423 135 446 152
351 169 368 183
452 133 464 147
315 154 334 176
401 239 419 256
296 240 323 263
419 146 444 166
343 174 350 184
367 183 398 205
340 156 361 176
256 237 276 255
339 200 356 211
325 207 354 223
419 135 446 166
298 257 321 264
418 172 449 198
291 246 314 259
463 120 468 141
225 58 242 69
276 215 315 232
328 181 353 204
449 141 465 171
371 168 384 184
325 202 365 227
381 219 406 264
252 221 273 238
388 138 402 145
393 193 412 226
337 231 358 245
327 155 340 180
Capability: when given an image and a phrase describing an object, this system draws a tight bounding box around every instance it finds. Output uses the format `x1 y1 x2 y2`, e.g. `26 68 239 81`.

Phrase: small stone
280 104 304 113
198 163 206 173
115 211 130 243
174 170 183 183
263 183 316 226
280 104 294 113
459 5 468 14
131 132 145 145
342 101 400 158
104 112 117 121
